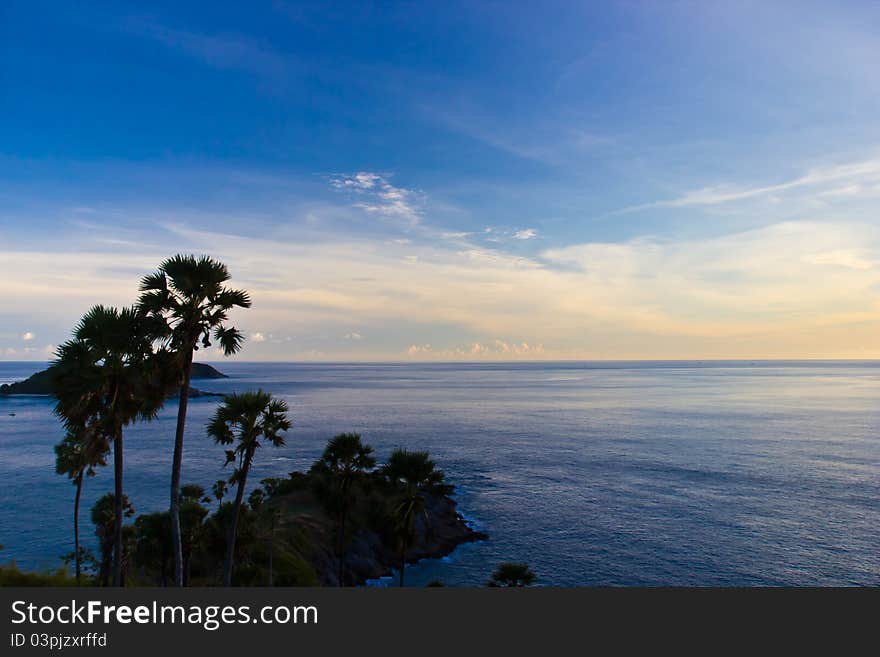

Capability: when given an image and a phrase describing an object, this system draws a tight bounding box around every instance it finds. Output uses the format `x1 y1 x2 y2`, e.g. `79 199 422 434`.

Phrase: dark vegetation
487 562 537 587
31 436 484 587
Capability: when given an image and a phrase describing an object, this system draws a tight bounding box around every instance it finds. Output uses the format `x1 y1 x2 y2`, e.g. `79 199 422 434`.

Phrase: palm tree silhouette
207 390 290 586
138 254 250 587
91 492 134 586
54 427 107 584
52 305 168 586
382 449 451 587
212 479 228 505
310 433 376 586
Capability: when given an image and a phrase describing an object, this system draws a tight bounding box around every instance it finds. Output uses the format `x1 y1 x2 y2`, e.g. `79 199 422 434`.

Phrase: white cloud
344 332 363 340
331 172 422 224
513 228 537 240
251 332 267 343
331 172 383 191
493 340 544 356
405 339 546 360
21 331 35 341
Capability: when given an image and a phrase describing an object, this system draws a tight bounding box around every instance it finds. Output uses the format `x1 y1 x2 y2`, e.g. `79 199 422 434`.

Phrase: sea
0 360 878 586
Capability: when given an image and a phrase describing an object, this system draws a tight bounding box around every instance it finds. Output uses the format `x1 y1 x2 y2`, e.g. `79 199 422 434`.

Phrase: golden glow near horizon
3 185 880 362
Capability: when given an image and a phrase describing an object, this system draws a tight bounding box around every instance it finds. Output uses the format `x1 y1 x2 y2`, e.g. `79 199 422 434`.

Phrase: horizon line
4 357 880 365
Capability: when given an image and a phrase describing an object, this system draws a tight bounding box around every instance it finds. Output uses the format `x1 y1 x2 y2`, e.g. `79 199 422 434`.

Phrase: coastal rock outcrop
0 362 226 396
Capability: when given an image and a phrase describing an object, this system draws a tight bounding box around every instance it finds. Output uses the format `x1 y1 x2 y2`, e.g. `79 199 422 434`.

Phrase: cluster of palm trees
50 254 283 587
46 252 514 588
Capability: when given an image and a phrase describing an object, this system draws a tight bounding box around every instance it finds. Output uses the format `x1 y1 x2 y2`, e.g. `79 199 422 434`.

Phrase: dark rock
296 491 486 587
0 368 53 395
0 362 226 396
190 363 227 379
186 387 224 398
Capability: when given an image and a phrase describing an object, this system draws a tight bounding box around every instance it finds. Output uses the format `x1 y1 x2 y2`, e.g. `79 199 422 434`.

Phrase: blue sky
3 1 880 360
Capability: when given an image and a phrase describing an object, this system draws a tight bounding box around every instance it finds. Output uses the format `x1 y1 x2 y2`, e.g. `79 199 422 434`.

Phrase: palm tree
266 505 281 587
487 562 537 587
179 484 210 586
138 254 250 587
382 449 451 587
212 479 228 505
91 492 135 587
310 433 376 586
207 390 290 586
52 306 169 586
54 427 107 584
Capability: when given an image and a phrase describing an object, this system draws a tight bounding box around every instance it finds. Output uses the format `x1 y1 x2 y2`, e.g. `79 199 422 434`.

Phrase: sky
2 0 880 361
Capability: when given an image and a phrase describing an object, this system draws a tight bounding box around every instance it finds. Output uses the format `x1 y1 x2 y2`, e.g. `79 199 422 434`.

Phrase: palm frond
214 326 245 355
215 287 252 310
138 271 167 293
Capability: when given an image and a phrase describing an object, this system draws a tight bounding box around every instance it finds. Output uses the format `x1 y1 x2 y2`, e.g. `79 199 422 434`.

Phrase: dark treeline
51 436 458 587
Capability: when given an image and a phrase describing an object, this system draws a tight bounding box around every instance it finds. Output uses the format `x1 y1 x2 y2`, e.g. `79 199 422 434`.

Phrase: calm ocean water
0 360 878 586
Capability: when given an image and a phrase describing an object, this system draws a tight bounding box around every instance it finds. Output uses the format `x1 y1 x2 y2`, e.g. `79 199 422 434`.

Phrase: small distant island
0 362 226 397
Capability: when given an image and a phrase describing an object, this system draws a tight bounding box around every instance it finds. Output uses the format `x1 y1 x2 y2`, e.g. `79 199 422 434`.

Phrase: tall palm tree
54 427 107 584
138 254 250 587
52 306 169 586
382 449 451 587
207 390 290 586
310 433 376 586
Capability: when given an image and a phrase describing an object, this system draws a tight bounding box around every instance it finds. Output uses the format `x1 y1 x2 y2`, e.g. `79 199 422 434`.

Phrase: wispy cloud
127 20 293 81
421 102 611 166
21 331 34 342
330 172 423 225
513 228 538 240
616 158 880 214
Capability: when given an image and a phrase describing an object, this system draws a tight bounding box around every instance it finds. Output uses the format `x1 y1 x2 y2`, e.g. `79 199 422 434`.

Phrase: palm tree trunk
223 450 252 586
268 522 274 588
338 507 346 586
112 430 124 587
399 545 406 587
171 350 194 587
184 544 191 587
74 471 83 585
